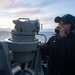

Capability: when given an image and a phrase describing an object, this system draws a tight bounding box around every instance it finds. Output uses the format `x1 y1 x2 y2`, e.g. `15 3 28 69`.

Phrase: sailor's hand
56 25 66 37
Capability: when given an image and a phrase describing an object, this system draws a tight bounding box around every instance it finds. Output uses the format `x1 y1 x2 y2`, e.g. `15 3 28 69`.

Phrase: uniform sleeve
40 43 49 56
40 36 55 56
40 37 52 56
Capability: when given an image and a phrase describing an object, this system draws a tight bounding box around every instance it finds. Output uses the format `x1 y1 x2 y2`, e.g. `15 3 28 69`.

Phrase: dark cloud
0 0 57 10
39 16 54 23
13 9 41 14
3 9 42 18
36 1 56 8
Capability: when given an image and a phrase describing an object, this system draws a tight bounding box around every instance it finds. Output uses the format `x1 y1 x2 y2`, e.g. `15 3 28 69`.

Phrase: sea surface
0 31 11 41
0 29 55 43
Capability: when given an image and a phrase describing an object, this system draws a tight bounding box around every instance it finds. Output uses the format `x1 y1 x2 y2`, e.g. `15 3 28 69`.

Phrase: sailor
40 14 75 75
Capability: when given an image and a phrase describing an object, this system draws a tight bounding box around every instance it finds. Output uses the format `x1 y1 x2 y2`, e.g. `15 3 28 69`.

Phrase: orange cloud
0 0 21 9
0 0 12 9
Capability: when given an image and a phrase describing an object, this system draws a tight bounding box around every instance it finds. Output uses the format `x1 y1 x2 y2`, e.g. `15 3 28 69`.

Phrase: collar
67 31 74 37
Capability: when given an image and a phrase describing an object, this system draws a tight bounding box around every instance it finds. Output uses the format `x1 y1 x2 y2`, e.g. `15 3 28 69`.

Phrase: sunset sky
0 0 75 29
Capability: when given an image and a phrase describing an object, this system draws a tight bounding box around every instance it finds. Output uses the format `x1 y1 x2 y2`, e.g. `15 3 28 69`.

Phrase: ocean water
0 31 11 41
0 30 55 43
37 31 55 43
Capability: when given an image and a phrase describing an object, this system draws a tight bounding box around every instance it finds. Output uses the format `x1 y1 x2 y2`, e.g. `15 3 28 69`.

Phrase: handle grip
18 18 30 21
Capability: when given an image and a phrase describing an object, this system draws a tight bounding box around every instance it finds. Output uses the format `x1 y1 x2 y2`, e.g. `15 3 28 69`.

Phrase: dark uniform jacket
40 31 75 75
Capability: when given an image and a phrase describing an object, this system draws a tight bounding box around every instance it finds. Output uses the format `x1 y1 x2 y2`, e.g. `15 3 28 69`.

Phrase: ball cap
54 14 75 25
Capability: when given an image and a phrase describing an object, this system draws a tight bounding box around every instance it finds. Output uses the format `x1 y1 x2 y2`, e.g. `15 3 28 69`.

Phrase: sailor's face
58 21 71 33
